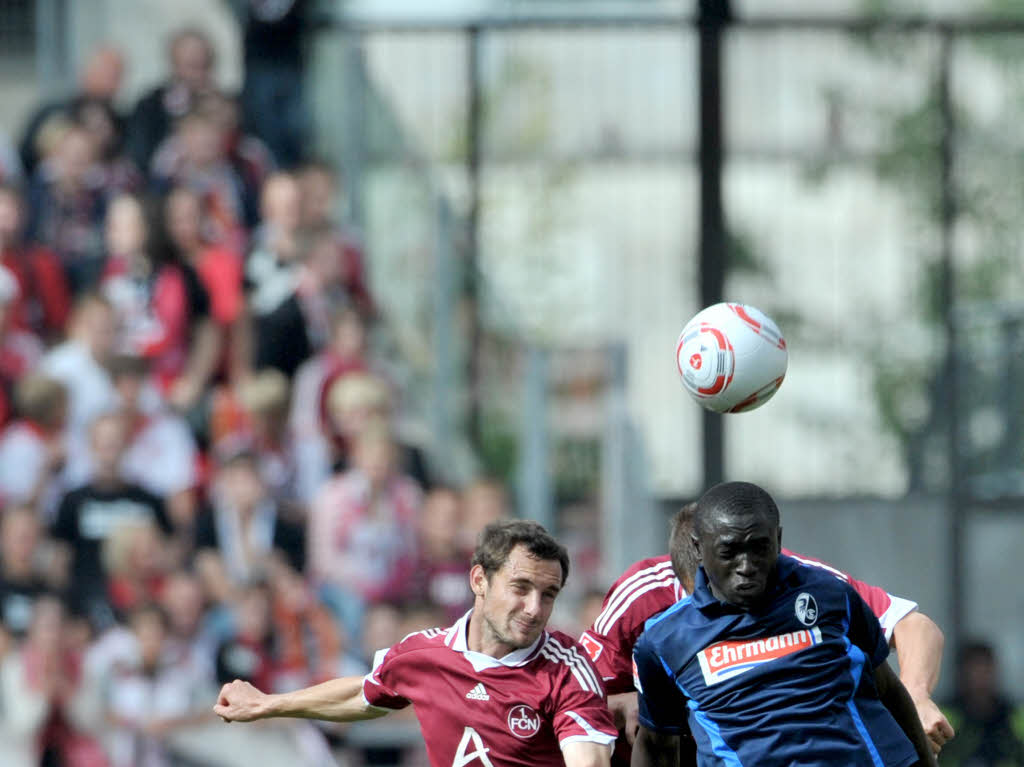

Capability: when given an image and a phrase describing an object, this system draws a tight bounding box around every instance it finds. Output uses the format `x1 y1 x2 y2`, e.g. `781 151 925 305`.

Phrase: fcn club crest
507 704 540 739
795 592 818 626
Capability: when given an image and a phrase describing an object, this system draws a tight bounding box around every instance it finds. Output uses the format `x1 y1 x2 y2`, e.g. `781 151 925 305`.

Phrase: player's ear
776 527 783 550
690 533 702 563
469 564 487 598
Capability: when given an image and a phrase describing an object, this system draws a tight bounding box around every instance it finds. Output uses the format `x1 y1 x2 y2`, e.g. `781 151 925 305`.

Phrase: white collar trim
446 610 545 671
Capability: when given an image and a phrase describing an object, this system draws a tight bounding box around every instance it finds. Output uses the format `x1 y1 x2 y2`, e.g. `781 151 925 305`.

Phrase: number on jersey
453 727 495 767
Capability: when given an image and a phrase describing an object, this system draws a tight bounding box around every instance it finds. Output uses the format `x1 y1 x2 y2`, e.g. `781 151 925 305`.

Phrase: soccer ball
676 303 788 413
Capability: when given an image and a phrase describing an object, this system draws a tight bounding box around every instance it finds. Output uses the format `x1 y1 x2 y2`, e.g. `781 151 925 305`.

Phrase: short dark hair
669 502 699 586
471 520 570 586
693 481 780 538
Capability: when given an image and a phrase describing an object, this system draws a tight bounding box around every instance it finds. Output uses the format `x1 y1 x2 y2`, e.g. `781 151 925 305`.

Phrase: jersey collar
445 609 546 671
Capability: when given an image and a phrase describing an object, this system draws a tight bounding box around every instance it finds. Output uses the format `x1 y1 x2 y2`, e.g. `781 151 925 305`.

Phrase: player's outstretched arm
872 662 938 767
214 677 389 723
630 726 682 767
891 610 955 753
562 740 612 767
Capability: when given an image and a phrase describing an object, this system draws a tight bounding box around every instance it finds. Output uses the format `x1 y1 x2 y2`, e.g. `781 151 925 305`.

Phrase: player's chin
510 620 542 646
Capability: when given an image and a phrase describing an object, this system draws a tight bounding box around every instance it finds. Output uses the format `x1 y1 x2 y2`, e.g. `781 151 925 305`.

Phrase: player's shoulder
631 595 703 664
639 594 697 642
389 625 451 654
777 553 857 596
535 631 606 695
610 554 674 588
781 549 851 584
590 555 679 637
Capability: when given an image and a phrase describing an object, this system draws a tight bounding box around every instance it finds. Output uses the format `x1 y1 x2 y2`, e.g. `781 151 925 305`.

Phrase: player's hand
214 679 271 723
608 692 640 744
912 695 954 753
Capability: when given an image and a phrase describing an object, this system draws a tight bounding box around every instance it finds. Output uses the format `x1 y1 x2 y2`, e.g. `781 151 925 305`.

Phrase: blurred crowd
0 23 550 767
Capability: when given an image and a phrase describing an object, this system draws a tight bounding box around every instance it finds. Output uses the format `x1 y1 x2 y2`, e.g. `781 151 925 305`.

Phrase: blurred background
0 0 1021 764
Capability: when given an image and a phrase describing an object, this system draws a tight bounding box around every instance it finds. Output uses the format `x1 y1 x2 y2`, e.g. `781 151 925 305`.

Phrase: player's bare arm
214 676 388 723
630 726 682 767
872 662 938 767
608 691 640 744
562 739 613 767
891 610 955 753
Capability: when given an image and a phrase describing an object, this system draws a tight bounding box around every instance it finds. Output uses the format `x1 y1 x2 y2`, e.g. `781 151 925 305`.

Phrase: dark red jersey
363 611 617 766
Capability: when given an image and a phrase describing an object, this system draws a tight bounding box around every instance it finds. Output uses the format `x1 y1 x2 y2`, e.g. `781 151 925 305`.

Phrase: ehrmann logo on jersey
507 704 540 738
696 627 823 686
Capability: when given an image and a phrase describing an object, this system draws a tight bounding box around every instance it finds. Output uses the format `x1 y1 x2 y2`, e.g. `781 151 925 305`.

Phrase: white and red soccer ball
676 302 788 414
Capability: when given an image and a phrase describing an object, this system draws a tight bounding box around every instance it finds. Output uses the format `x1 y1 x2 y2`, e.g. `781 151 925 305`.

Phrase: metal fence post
519 346 553 531
698 0 730 490
938 28 964 663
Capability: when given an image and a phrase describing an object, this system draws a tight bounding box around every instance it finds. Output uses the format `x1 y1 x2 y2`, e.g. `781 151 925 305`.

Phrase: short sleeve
579 628 633 695
550 645 617 747
633 635 690 735
361 647 411 711
845 574 918 642
845 585 890 670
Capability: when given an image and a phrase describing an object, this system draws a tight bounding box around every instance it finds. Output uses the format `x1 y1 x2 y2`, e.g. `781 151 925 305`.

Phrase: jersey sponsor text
697 627 823 685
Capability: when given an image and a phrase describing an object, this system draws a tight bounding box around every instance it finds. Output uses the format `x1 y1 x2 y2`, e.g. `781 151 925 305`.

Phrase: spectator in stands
231 369 301 512
99 602 216 767
0 374 69 521
213 580 274 692
151 103 249 253
158 569 216 678
941 640 1024 766
72 97 141 197
25 122 109 294
308 419 422 619
297 160 373 316
412 486 473 623
41 292 119 480
194 445 305 606
198 89 273 228
319 370 430 488
244 171 310 378
0 506 60 640
128 27 216 175
102 193 216 406
234 0 309 169
0 183 72 341
265 556 359 690
0 265 45 428
102 518 170 620
459 477 511 552
106 354 199 530
144 190 225 415
19 44 125 178
161 184 245 388
52 411 173 632
290 305 370 502
0 595 98 767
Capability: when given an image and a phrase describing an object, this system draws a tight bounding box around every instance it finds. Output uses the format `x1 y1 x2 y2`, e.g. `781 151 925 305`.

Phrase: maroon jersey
581 550 917 696
363 612 617 766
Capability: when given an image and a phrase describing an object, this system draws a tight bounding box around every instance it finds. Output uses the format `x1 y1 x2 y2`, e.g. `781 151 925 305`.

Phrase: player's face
695 511 781 609
474 545 563 654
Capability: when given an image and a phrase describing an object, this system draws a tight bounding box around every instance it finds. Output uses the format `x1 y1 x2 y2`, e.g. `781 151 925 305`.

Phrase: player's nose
734 554 758 576
522 591 542 617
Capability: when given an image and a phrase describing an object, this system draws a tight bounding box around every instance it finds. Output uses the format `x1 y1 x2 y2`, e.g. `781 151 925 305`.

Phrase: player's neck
466 609 517 659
